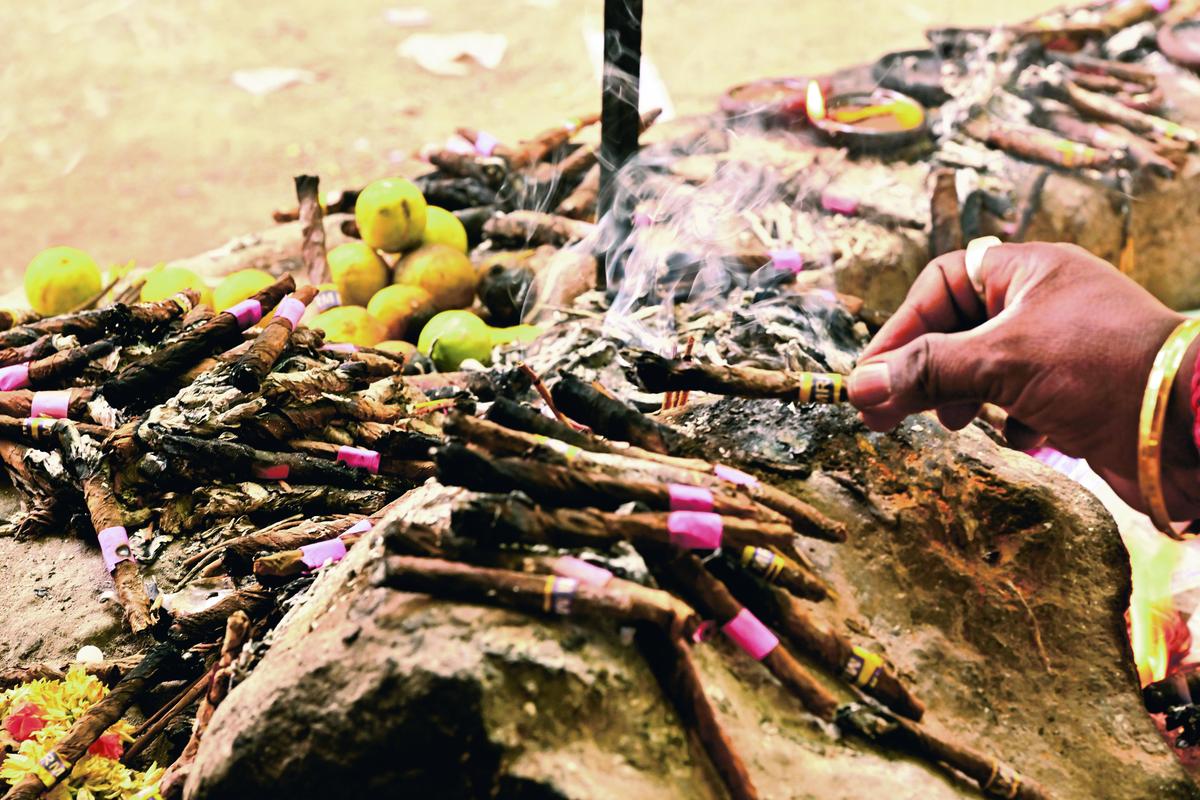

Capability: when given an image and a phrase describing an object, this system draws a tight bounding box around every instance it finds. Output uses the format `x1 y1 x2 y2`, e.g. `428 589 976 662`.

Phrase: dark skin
846 241 1200 522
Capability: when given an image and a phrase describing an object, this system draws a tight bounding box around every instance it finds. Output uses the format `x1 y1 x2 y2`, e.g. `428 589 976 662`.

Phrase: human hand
846 241 1200 519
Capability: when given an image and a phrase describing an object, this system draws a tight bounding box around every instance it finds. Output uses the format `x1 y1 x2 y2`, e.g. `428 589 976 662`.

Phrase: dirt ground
3 0 1052 279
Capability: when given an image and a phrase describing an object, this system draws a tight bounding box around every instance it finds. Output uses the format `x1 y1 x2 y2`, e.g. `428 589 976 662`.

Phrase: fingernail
848 363 891 407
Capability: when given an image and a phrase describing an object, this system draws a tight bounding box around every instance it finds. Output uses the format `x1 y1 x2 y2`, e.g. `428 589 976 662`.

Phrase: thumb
848 328 1003 431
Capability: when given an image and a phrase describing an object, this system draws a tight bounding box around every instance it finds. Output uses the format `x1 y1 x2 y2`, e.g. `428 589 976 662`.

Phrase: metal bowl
871 49 952 106
810 88 929 154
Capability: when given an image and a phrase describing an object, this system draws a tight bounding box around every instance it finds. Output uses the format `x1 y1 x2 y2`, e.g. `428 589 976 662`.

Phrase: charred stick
0 309 40 334
673 335 696 409
296 175 330 284
517 361 578 428
169 587 272 643
483 210 597 248
1041 110 1177 176
286 437 436 479
412 175 500 211
1060 79 1198 146
122 672 209 765
157 481 388 536
599 0 643 219
428 151 508 187
183 514 369 572
556 108 662 182
436 442 783 523
964 116 1121 169
152 431 400 489
0 340 116 392
0 387 94 420
635 628 759 800
0 291 198 350
712 559 923 721
551 373 688 454
453 494 809 575
229 284 320 391
447 411 845 543
0 335 60 368
930 168 963 258
633 353 848 403
56 422 155 634
1049 52 1157 88
259 360 370 405
101 275 295 407
836 705 1049 800
253 529 368 580
1069 70 1159 99
0 644 181 800
159 611 252 798
510 112 601 168
555 163 601 220
377 555 696 636
273 188 359 223
653 550 840 719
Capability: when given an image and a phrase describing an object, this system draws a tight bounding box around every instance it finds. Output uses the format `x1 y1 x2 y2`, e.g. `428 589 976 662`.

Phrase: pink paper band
226 299 264 329
667 511 724 549
0 363 31 391
321 343 358 354
821 193 859 215
632 211 653 228
336 446 381 473
300 537 348 570
668 483 714 512
474 131 499 157
253 463 290 480
722 609 779 661
554 556 613 587
769 249 804 274
345 519 374 536
274 296 306 328
714 464 759 488
30 390 71 419
1151 0 1172 11
315 288 342 311
98 526 133 573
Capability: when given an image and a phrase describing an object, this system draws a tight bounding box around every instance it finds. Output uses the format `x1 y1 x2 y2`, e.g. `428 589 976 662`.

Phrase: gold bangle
1137 318 1200 537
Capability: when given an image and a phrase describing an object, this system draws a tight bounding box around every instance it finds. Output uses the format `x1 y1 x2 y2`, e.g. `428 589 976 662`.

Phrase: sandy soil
3 0 1051 280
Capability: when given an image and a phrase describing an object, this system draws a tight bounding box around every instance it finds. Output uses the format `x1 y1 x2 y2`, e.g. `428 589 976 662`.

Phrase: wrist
1162 330 1200 517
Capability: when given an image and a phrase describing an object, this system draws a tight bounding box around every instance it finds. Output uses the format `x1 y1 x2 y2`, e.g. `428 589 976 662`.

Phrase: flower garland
0 666 162 799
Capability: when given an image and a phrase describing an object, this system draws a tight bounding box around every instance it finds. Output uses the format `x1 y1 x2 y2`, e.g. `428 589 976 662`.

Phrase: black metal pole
598 0 643 290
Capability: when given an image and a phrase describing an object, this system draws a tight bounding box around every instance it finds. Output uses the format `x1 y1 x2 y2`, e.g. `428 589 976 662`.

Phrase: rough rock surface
186 401 1200 800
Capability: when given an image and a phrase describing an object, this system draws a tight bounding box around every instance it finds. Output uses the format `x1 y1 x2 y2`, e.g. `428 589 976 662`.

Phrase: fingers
850 325 1004 431
1003 416 1046 451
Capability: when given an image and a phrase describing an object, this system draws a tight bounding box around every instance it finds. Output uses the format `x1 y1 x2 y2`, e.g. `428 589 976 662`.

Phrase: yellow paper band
170 291 195 315
797 373 846 403
740 546 785 582
542 575 556 613
34 750 70 786
533 435 580 461
845 646 885 688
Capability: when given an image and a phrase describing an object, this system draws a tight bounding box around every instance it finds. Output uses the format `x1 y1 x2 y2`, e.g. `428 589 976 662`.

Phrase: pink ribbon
554 556 613 587
769 249 804 274
253 463 290 480
722 609 779 660
344 519 374 536
0 363 31 391
30 390 70 419
714 464 759 488
225 299 264 329
336 446 381 473
98 526 134 573
321 343 358 354
1151 0 1172 11
820 193 859 216
300 537 348 570
667 511 724 549
273 296 306 328
474 131 500 157
668 483 714 512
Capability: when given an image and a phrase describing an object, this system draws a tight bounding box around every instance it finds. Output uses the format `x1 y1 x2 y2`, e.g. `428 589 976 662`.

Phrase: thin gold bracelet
1138 318 1200 537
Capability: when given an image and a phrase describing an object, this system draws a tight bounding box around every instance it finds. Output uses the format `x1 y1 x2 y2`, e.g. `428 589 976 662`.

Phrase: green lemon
328 242 390 306
355 178 428 253
421 206 469 253
213 269 275 312
310 306 388 347
140 266 213 309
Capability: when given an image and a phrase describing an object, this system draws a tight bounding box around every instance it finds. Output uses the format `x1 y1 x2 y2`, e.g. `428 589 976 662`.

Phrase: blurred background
3 0 1049 271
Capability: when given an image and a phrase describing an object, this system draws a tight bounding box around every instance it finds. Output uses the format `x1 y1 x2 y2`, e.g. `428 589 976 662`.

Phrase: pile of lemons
23 177 541 371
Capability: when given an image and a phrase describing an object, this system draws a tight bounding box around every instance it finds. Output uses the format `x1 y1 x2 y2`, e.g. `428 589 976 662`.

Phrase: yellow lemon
393 244 476 311
355 178 428 253
213 269 275 312
24 246 103 315
328 242 390 307
421 206 469 253
366 284 437 341
310 306 387 347
375 340 418 359
139 266 213 309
